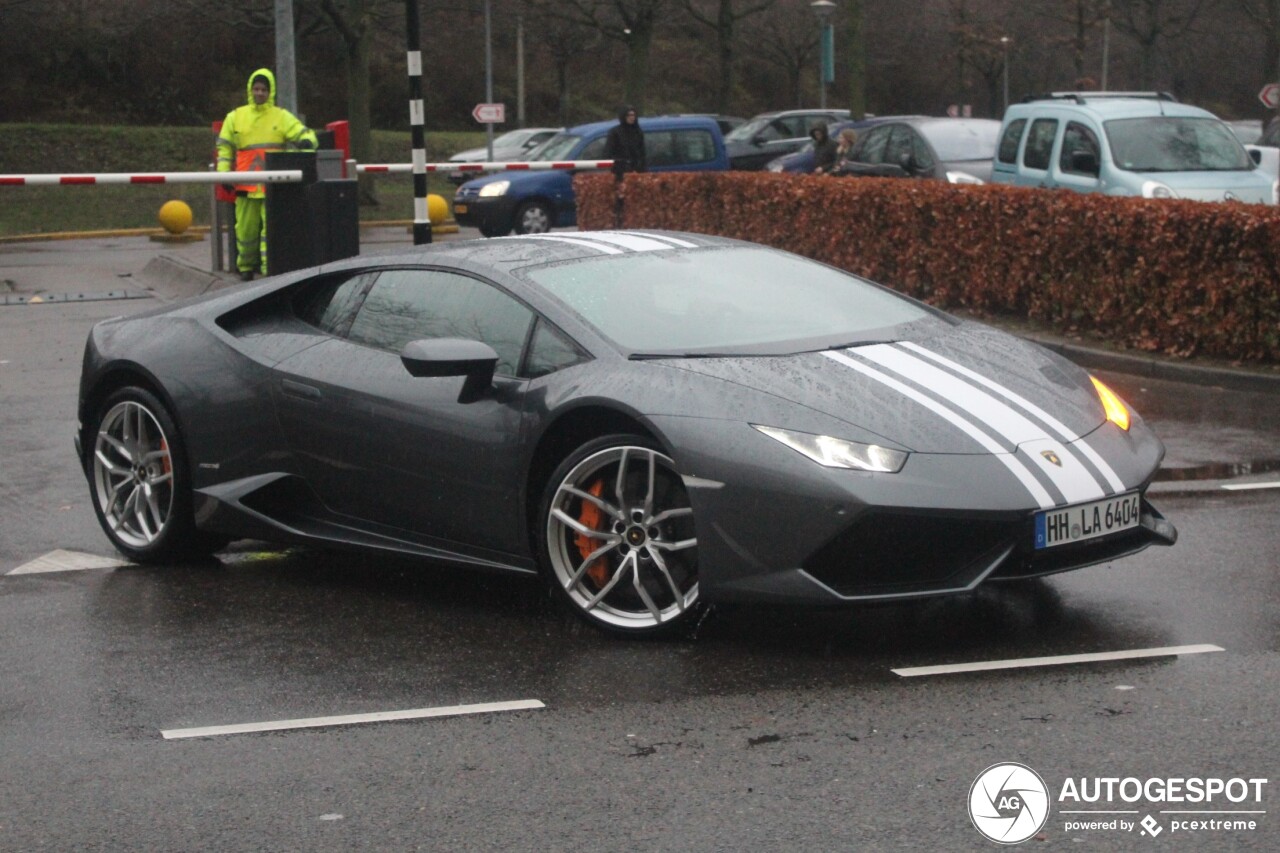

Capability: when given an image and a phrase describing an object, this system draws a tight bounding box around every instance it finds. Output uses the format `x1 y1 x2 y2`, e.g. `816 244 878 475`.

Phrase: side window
856 125 893 163
346 269 533 376
665 129 716 163
997 119 1026 164
884 126 914 167
776 116 806 137
524 319 588 379
645 131 677 168
1059 121 1101 175
803 116 831 135
294 272 375 335
1023 119 1059 170
910 131 936 170
578 136 608 159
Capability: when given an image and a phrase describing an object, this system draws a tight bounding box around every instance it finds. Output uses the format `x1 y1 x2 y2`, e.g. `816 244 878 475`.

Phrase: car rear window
997 119 1026 164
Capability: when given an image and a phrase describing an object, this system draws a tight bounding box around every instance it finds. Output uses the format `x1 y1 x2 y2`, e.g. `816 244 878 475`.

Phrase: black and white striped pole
405 0 431 245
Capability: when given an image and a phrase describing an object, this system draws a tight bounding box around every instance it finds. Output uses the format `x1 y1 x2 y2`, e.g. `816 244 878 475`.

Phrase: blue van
453 115 729 237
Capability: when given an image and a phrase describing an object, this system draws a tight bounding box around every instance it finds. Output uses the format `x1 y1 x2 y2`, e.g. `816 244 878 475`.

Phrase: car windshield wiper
629 351 744 360
823 339 896 351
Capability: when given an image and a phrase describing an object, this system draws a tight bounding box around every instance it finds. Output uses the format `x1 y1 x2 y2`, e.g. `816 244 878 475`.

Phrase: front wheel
87 387 222 563
512 201 552 234
539 435 701 637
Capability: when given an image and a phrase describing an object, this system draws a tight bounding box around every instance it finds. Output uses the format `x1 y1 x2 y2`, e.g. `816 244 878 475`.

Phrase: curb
1021 333 1280 395
137 255 228 302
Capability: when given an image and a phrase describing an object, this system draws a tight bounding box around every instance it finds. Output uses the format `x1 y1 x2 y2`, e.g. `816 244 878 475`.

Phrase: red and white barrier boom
358 161 614 174
0 171 304 186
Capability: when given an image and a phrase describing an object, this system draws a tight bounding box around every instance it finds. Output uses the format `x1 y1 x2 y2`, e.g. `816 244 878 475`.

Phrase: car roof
563 115 722 136
321 230 744 275
749 108 851 119
1008 94 1217 121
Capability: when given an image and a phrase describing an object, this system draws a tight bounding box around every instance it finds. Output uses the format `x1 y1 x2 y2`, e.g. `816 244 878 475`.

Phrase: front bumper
451 194 517 232
650 416 1174 606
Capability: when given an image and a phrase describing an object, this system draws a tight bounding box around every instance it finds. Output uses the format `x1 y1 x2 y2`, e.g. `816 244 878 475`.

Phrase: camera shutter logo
969 762 1051 844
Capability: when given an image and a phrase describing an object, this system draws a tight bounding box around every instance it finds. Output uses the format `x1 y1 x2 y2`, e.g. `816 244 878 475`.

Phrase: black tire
479 223 510 238
86 386 224 563
537 434 702 638
512 201 552 235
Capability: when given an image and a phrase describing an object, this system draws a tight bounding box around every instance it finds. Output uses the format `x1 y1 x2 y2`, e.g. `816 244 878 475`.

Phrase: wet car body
76 231 1175 636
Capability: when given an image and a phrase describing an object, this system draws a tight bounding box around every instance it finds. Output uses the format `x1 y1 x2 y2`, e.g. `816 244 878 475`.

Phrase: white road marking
1221 481 1280 491
891 644 1224 677
7 549 132 575
161 699 546 739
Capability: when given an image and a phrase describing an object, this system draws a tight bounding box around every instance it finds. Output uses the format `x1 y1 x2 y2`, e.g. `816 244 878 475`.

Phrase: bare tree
679 0 774 113
742 2 820 108
526 0 675 111
1239 0 1280 86
1110 0 1206 88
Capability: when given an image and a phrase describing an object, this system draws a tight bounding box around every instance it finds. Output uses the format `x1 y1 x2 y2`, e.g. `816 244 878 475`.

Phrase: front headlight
946 170 984 185
766 161 784 173
753 425 908 473
478 180 510 198
1141 180 1178 199
1090 376 1131 431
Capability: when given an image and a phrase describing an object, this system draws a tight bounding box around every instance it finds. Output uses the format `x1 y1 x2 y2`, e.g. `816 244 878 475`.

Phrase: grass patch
0 123 485 236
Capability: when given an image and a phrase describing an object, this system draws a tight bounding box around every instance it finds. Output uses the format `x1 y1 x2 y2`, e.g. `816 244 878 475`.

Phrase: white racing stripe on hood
568 231 684 252
614 231 699 248
855 344 1107 504
824 350 1055 509
511 235 623 254
899 341 1126 493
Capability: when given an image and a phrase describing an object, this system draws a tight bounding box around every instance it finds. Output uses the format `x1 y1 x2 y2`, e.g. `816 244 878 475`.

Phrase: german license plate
1034 492 1141 550
453 203 468 215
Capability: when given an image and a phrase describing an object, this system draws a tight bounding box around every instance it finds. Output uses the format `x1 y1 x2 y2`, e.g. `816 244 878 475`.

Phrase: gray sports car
76 231 1176 637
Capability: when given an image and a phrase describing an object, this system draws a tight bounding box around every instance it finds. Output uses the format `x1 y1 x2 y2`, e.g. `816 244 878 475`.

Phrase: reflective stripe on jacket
215 67 318 198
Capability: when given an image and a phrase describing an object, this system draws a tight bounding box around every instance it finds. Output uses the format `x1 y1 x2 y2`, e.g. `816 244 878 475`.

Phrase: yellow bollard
427 193 449 225
152 200 201 243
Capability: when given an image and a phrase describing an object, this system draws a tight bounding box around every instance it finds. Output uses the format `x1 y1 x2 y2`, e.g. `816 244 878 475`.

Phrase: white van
990 92 1276 203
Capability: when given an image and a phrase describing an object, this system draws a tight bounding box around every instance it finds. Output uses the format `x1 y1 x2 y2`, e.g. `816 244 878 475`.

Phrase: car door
1020 117 1061 188
1053 120 1103 194
272 267 535 554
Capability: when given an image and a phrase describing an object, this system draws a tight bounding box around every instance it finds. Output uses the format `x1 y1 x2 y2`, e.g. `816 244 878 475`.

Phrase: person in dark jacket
810 123 839 175
604 106 647 178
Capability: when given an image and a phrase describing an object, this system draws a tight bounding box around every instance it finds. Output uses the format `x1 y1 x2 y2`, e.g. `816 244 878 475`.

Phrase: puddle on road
1155 458 1280 482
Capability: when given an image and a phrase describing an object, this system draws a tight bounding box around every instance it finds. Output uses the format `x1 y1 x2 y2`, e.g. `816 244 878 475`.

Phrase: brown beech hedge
576 171 1280 363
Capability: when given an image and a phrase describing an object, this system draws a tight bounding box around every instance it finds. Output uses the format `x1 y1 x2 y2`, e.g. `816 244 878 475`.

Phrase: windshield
525 247 931 355
530 133 584 161
920 120 1000 161
725 117 772 142
1104 117 1252 172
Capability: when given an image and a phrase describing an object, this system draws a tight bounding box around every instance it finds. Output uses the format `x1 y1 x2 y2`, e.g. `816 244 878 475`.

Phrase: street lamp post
811 0 836 109
1000 36 1010 111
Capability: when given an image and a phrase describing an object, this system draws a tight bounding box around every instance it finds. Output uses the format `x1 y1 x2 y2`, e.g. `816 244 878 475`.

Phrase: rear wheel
539 435 701 637
513 201 552 235
87 387 224 562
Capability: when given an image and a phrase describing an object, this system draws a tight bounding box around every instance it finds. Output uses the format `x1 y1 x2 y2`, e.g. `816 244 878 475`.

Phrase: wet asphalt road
1 236 1278 850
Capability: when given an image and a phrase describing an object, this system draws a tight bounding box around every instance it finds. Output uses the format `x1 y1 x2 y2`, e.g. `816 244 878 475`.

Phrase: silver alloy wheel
92 400 175 549
546 445 698 631
517 202 551 234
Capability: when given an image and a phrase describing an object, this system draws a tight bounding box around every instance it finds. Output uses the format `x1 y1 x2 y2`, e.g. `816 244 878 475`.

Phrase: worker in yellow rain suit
216 68 318 281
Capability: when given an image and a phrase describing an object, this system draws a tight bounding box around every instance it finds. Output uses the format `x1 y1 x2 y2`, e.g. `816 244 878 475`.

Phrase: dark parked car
77 231 1175 637
725 108 851 170
454 116 729 236
764 116 927 173
836 117 1000 183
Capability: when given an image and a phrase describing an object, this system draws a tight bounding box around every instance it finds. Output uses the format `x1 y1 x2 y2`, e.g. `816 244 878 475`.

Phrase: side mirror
1251 149 1262 165
1070 149 1100 176
400 338 499 402
897 152 918 173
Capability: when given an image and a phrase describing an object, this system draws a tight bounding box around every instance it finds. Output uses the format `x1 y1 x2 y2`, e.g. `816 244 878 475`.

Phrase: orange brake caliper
574 479 610 587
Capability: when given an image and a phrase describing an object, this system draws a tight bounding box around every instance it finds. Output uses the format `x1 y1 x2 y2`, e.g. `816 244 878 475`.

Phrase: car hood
662 322 1108 455
1126 168 1274 202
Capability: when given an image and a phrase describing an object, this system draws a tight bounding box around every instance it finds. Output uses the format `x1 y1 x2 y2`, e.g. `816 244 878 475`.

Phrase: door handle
281 379 322 401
